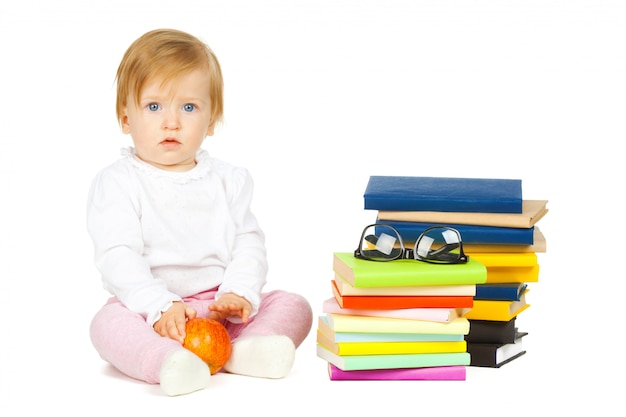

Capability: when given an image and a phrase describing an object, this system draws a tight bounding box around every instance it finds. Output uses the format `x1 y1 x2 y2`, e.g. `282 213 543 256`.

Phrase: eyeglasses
354 223 469 264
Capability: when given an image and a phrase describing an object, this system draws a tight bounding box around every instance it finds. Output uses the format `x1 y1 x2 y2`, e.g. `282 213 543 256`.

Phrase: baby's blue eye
148 103 160 111
183 104 195 112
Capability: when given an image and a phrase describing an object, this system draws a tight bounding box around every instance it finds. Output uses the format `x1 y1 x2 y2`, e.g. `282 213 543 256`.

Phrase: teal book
317 344 471 371
333 252 487 288
364 175 523 213
379 221 535 245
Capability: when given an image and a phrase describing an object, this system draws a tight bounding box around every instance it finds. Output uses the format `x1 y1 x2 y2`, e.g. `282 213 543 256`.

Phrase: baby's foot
223 335 295 379
160 349 211 396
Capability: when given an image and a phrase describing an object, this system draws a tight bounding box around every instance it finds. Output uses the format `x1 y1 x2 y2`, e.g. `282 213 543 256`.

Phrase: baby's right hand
153 301 197 343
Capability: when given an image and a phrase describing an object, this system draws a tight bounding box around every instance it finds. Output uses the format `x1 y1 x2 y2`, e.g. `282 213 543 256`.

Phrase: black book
467 332 528 368
465 318 518 344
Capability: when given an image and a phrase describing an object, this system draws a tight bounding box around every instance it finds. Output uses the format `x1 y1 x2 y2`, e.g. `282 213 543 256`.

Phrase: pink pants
90 289 313 384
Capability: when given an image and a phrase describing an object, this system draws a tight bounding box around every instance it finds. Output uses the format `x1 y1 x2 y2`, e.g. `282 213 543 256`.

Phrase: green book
317 344 471 371
333 252 487 288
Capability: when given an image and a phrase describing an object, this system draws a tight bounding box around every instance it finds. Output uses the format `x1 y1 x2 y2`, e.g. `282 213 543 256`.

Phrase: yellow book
464 290 530 321
326 313 470 335
485 265 540 283
316 330 467 356
317 316 465 343
469 252 539 283
469 252 538 267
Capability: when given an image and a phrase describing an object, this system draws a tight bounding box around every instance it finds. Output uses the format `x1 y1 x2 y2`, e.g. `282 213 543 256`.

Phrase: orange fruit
183 318 232 374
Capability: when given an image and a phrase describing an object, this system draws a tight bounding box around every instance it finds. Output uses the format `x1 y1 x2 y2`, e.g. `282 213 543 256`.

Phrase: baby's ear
205 121 215 137
120 107 131 134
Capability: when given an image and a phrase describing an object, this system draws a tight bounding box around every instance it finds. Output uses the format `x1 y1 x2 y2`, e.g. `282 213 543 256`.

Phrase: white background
1 1 624 415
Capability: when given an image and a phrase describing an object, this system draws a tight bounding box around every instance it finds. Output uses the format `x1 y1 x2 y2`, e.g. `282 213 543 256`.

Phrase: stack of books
461 253 538 367
315 250 488 381
366 175 548 368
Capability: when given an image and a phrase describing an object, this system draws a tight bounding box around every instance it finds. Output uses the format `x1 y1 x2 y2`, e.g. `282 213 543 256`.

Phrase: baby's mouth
160 138 182 148
161 138 181 144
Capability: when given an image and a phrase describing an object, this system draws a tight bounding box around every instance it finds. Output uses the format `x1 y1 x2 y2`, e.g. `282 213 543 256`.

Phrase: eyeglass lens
360 225 403 261
415 227 462 263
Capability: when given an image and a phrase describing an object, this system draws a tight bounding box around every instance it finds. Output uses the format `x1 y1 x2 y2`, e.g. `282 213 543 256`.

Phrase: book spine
325 339 468 356
474 284 526 301
363 176 523 213
463 303 530 321
327 364 467 380
469 252 538 267
364 197 521 213
464 318 517 344
323 298 459 322
466 343 527 368
320 316 466 343
376 210 545 229
328 314 470 334
318 345 471 370
474 289 517 300
383 222 535 245
484 266 540 283
334 276 477 296
333 253 488 288
335 294 474 309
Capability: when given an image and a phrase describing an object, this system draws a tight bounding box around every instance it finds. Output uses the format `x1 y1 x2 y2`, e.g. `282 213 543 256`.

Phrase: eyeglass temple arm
430 243 460 256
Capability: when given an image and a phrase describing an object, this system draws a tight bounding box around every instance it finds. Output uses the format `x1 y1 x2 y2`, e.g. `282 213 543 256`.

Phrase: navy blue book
364 176 523 213
475 283 528 301
378 221 534 245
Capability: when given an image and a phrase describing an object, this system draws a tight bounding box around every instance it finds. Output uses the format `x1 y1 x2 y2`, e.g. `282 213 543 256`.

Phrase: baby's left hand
208 293 252 323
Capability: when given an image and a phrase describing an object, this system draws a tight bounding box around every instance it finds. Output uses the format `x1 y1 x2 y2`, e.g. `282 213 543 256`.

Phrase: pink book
327 364 466 381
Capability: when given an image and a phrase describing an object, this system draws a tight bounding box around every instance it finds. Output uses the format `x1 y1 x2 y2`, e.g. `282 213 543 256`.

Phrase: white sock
159 349 211 396
223 335 295 379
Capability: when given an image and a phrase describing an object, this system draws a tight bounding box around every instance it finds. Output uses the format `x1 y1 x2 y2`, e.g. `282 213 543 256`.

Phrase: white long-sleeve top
87 147 268 326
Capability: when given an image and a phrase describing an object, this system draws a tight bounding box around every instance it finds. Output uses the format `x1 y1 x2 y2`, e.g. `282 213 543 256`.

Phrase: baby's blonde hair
115 28 224 128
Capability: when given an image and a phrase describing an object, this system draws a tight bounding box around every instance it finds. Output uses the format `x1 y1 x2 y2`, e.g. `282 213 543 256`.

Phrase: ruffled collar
121 147 212 184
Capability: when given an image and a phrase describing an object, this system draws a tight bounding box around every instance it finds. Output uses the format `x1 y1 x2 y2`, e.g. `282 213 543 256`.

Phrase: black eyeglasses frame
354 223 469 264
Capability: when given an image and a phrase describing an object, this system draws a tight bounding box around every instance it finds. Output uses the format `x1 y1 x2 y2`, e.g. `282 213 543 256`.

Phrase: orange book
331 280 474 309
